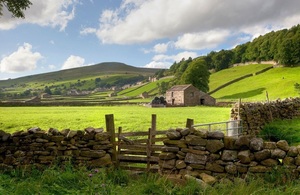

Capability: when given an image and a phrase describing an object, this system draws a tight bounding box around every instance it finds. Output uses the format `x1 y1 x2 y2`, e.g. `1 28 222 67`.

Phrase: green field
0 106 230 133
118 77 173 97
211 66 300 101
209 64 273 92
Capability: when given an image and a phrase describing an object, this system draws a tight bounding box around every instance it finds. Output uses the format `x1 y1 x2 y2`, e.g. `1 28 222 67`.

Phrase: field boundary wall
230 97 300 135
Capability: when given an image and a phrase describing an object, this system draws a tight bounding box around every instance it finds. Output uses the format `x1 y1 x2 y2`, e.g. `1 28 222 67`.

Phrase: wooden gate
105 114 169 172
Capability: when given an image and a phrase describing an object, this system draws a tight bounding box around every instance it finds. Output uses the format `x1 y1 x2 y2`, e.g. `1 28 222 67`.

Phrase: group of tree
0 0 32 18
204 24 300 71
157 57 211 94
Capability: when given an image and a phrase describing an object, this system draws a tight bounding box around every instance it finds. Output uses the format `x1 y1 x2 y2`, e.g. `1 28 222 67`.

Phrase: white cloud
175 30 230 50
49 65 56 70
80 27 97 35
61 55 85 70
144 61 171 69
0 0 77 31
0 43 43 73
145 51 198 69
84 0 300 50
153 43 170 53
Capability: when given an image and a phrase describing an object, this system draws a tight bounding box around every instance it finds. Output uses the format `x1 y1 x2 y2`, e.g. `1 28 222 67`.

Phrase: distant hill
0 62 157 86
0 62 159 97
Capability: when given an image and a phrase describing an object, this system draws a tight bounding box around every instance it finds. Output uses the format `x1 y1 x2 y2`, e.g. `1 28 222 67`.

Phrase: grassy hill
0 62 158 96
118 77 173 97
209 64 273 92
211 66 300 101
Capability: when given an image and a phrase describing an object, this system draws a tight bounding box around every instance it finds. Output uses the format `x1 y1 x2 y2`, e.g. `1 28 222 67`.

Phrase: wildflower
94 169 99 173
88 173 93 177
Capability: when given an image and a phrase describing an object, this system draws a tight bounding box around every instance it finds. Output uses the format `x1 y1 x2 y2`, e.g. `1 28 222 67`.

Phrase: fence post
147 128 152 172
116 126 122 168
151 114 157 145
105 114 117 166
186 118 194 129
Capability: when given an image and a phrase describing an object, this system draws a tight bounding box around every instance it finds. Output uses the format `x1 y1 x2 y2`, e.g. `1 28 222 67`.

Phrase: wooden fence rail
105 114 242 172
105 114 169 172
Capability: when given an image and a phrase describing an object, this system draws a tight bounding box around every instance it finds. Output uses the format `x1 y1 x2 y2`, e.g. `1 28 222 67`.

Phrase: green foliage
179 58 210 92
211 49 234 71
204 24 300 69
259 118 300 145
0 0 32 18
44 86 52 95
2 166 300 194
157 81 170 95
295 83 300 94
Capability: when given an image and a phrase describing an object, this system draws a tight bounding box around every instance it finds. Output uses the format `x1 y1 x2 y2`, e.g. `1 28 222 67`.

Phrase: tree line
156 25 300 94
204 24 300 71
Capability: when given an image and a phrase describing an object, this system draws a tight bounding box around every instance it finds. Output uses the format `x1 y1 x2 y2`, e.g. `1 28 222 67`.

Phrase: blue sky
0 0 300 80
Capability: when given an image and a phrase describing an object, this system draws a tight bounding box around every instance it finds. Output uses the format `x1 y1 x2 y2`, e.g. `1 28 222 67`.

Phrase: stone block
184 153 207 165
221 150 238 161
249 138 264 151
276 140 290 152
206 140 224 153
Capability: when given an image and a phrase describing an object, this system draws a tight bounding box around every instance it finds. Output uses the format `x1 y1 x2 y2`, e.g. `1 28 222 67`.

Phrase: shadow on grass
219 87 266 99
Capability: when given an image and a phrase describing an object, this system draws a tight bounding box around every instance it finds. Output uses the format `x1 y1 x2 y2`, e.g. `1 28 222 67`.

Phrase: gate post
186 118 194 129
151 114 157 145
105 114 117 165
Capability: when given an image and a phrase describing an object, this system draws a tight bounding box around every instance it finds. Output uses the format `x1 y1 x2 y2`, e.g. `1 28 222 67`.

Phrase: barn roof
166 84 193 91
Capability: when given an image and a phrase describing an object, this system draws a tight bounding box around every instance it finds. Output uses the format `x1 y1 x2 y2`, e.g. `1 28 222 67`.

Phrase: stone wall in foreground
159 129 300 180
230 97 300 135
0 127 112 170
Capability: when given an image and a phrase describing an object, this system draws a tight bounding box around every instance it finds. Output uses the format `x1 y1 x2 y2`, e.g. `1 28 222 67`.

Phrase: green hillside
0 62 158 98
211 66 300 101
209 64 273 92
118 77 172 97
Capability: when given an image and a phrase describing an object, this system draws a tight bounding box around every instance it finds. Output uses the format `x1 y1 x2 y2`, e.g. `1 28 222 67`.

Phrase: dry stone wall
159 128 300 179
0 127 113 170
231 97 300 135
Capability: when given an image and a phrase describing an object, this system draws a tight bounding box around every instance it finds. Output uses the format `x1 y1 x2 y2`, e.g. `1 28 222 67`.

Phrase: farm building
40 93 51 99
140 91 149 99
165 84 216 106
24 96 41 103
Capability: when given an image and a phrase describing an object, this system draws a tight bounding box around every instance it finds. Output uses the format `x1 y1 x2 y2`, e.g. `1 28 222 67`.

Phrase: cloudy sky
0 0 300 80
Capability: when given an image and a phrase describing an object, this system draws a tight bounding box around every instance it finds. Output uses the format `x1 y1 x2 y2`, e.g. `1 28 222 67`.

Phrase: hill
117 77 173 97
0 62 159 98
209 64 273 93
210 65 300 101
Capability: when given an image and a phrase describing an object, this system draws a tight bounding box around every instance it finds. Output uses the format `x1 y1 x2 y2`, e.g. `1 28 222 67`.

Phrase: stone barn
166 84 215 106
41 93 51 99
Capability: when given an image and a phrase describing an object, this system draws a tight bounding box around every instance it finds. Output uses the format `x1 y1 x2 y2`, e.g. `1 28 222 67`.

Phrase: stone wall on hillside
0 127 112 170
159 129 300 179
231 97 300 135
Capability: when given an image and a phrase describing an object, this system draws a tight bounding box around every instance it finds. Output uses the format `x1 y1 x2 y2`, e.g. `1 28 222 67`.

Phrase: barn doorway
172 99 175 105
200 98 205 105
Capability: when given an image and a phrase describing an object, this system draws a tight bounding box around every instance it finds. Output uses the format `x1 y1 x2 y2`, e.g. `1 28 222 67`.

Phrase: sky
0 0 300 80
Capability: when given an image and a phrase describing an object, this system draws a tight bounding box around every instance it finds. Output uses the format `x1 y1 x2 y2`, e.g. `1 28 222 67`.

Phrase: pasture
0 105 231 133
212 66 300 101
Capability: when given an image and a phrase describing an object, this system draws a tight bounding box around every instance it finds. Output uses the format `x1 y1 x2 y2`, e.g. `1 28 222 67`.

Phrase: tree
44 86 52 95
157 81 170 95
0 0 32 18
179 59 210 92
295 83 300 95
212 50 234 71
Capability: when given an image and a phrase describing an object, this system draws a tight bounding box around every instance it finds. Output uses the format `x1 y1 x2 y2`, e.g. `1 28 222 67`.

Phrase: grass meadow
212 66 300 101
0 105 231 133
1 164 300 194
209 64 273 92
